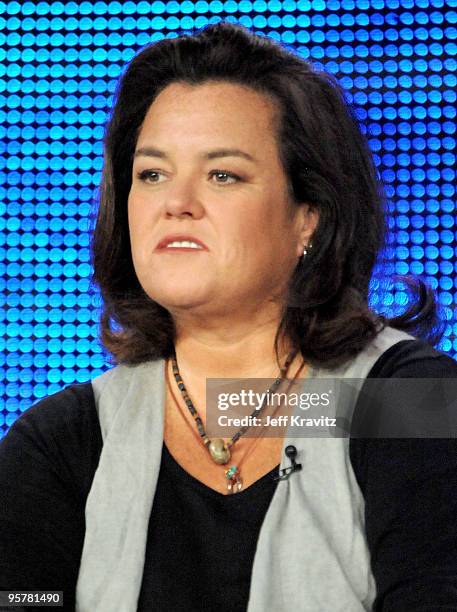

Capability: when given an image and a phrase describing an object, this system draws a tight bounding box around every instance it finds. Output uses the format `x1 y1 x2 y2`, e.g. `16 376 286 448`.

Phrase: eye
136 169 165 183
209 170 241 185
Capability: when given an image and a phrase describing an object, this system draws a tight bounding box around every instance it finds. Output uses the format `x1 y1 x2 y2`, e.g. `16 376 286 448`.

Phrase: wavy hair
91 20 443 369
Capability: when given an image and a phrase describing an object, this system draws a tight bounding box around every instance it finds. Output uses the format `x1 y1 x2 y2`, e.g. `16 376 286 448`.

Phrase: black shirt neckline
162 441 280 500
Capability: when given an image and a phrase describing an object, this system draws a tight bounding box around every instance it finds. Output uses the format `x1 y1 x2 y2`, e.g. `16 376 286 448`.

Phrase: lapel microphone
274 445 302 481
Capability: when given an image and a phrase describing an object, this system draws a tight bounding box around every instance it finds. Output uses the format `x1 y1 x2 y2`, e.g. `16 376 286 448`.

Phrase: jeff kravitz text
217 415 337 427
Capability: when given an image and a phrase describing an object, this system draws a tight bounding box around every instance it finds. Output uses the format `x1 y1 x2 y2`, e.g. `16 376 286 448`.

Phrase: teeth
166 240 203 249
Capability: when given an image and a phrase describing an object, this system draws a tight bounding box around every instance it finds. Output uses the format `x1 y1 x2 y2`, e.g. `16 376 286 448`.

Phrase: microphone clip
274 445 302 481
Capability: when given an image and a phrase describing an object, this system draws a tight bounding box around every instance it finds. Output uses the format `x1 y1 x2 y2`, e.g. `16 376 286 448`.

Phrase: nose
163 175 205 219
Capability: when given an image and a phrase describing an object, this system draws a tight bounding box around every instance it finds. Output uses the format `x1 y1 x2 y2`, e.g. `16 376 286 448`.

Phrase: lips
155 234 209 250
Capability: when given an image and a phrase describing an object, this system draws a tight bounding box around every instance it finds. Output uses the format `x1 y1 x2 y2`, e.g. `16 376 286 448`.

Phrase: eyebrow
133 146 257 163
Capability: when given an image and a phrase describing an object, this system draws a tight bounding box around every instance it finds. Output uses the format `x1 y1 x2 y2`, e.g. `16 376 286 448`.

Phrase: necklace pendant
227 475 243 494
208 438 231 465
225 465 243 494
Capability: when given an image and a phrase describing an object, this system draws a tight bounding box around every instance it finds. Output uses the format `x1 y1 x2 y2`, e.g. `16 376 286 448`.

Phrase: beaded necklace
169 349 302 493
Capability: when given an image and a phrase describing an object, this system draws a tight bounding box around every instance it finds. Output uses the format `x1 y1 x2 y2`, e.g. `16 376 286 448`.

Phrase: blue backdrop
1 0 456 436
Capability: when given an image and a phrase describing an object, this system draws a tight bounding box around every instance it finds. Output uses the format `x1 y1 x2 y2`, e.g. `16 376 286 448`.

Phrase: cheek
220 205 282 257
251 217 298 272
223 224 274 272
128 194 157 256
218 216 255 261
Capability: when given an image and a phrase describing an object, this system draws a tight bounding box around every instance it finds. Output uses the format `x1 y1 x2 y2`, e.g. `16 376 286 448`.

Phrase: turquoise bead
226 466 238 478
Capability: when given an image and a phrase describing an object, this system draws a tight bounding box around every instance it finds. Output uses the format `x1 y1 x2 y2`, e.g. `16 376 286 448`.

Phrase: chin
144 287 214 311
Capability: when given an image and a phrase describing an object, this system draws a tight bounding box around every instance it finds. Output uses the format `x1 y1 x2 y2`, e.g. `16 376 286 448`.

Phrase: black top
1 339 457 612
137 444 280 612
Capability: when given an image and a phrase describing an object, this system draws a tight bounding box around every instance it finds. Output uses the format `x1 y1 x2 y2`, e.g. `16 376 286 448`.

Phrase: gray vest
76 326 414 611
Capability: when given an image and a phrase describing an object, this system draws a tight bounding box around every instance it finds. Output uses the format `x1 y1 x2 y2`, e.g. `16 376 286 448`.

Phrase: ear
294 203 319 258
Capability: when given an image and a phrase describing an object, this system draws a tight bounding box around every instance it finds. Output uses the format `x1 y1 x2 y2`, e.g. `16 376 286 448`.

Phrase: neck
172 312 294 380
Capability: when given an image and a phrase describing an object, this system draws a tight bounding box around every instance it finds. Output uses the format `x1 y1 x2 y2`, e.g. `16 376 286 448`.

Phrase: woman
1 21 457 612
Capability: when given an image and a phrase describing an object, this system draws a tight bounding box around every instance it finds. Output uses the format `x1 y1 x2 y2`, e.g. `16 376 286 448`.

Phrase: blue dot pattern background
0 1 456 436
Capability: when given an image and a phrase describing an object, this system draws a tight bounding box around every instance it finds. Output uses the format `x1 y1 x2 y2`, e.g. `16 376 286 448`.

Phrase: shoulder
11 381 97 430
367 337 457 378
1 382 102 500
350 338 457 490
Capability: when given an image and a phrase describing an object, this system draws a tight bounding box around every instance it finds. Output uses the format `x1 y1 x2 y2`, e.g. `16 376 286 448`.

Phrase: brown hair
91 21 443 369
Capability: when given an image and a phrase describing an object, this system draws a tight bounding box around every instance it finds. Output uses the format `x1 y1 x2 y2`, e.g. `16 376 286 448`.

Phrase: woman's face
128 80 317 318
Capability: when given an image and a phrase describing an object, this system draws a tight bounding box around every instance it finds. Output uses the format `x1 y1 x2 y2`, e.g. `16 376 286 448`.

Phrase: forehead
138 80 280 146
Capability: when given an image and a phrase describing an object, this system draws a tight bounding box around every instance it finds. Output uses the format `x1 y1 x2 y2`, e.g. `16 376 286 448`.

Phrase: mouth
155 236 208 251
